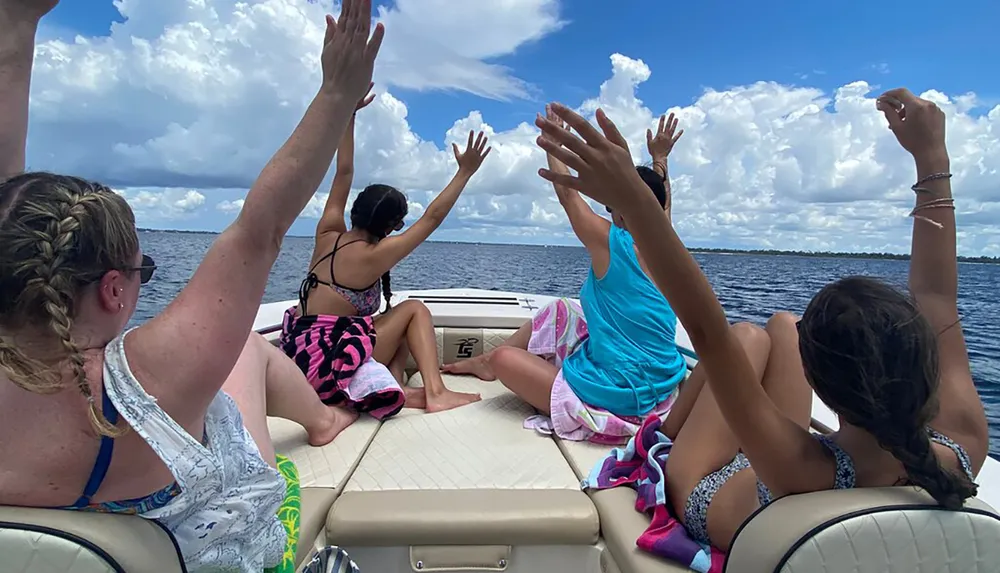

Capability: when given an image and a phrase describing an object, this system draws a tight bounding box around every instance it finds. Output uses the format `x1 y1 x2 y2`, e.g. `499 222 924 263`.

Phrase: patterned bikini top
299 234 382 317
757 428 976 506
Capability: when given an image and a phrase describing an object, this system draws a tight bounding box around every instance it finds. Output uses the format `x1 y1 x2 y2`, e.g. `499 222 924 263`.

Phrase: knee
245 331 267 354
766 311 799 334
397 299 432 322
487 345 519 369
731 321 771 355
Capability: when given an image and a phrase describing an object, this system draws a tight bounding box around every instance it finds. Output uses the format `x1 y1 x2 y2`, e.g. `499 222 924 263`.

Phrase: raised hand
355 82 376 112
646 113 683 161
321 0 384 106
0 0 59 22
543 103 570 136
876 88 947 164
453 131 492 175
535 104 642 210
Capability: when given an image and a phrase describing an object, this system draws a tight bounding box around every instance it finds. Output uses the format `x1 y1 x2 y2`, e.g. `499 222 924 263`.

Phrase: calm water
135 230 1000 459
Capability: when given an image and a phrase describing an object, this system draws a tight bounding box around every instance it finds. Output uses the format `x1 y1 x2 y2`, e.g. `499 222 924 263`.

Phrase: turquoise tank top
561 224 687 416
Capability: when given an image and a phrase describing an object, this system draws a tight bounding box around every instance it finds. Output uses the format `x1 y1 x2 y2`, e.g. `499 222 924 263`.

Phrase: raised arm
878 88 989 472
366 131 490 273
130 2 384 413
316 83 375 238
542 105 609 251
646 113 683 220
0 0 58 178
536 104 831 497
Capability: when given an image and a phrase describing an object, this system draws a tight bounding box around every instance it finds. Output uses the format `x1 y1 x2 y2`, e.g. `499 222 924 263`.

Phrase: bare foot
425 389 482 413
307 406 359 446
440 354 496 381
403 386 427 409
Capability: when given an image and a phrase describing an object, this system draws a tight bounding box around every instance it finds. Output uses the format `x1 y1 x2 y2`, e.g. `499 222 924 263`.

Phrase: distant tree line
138 229 998 264
687 247 999 265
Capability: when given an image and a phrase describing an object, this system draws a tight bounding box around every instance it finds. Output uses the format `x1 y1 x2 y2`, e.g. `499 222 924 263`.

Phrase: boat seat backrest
724 487 1000 573
0 505 185 573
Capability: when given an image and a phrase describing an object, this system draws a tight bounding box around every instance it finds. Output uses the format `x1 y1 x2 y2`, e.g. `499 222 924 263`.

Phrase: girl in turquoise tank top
443 107 688 444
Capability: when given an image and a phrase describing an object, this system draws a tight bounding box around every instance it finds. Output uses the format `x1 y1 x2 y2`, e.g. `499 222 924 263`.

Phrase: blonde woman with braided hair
0 0 385 570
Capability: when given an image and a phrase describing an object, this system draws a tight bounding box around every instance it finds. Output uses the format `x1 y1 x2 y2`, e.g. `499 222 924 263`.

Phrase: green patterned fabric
265 455 301 573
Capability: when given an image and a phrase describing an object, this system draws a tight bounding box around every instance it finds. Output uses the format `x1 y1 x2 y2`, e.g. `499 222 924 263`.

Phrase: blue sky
47 0 999 146
27 0 1000 254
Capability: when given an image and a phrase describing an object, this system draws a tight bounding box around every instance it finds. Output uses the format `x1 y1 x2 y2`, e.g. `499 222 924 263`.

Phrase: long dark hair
349 184 408 310
798 276 977 508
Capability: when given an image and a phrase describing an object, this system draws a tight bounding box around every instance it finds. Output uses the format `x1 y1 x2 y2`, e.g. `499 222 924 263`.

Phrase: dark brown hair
350 184 407 310
798 276 977 509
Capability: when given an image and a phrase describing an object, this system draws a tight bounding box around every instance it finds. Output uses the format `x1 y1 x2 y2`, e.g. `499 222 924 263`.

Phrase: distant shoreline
137 228 1000 265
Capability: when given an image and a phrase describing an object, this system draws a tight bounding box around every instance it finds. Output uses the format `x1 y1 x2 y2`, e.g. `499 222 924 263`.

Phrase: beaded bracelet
911 172 952 195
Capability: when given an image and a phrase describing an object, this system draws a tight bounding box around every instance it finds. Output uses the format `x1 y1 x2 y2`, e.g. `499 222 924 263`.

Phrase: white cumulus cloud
23 0 1000 256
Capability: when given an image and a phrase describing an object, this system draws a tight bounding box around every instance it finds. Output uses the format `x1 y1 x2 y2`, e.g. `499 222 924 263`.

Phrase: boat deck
255 287 1000 513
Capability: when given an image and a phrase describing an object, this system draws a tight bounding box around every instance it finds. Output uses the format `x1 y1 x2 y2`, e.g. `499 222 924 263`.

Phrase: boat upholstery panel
589 488 692 573
557 434 617 482
0 505 185 573
600 546 624 573
726 487 1000 573
327 373 599 546
405 327 518 370
268 415 381 490
343 544 602 573
296 488 339 567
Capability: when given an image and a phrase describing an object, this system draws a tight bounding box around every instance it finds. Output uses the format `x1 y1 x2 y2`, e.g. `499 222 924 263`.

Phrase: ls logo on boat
455 337 480 359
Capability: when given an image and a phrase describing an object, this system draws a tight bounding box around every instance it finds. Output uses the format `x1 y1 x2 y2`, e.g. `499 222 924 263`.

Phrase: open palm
646 113 683 160
453 131 492 174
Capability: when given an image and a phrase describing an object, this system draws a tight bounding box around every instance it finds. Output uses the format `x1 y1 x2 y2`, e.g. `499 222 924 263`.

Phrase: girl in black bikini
281 85 492 416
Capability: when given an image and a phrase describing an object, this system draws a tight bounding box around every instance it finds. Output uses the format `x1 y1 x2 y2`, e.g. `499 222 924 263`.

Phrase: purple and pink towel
279 309 405 420
582 414 726 573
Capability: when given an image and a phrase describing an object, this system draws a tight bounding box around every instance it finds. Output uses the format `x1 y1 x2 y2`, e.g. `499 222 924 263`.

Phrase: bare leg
0 0 57 177
760 312 813 431
441 319 533 380
667 316 814 551
662 366 706 440
387 339 408 385
221 334 280 467
487 346 559 413
387 340 428 409
258 335 357 446
224 334 358 467
664 323 771 551
374 300 480 413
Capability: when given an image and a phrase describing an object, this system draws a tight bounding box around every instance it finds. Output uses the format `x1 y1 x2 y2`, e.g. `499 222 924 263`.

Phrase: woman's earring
118 303 124 311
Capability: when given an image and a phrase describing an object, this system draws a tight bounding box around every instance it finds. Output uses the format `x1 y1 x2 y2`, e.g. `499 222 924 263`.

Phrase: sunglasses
124 254 157 284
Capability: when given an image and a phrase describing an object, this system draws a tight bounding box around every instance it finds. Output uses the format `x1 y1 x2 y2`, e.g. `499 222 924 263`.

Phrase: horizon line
136 227 1000 263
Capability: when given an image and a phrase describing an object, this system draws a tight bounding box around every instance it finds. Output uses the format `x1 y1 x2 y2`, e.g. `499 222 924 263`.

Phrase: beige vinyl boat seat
0 488 344 573
267 414 383 563
557 439 1000 573
326 372 601 572
0 506 184 573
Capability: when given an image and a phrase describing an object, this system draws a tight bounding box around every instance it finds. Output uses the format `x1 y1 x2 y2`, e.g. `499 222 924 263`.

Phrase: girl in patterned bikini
533 94 988 552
